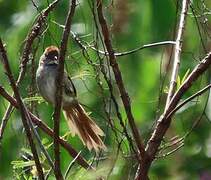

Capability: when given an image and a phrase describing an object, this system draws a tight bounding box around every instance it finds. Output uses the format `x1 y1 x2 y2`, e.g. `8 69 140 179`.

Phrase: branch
96 0 147 169
145 51 211 172
167 84 211 119
53 21 176 57
0 39 44 179
90 41 175 57
26 109 54 169
0 0 60 140
53 0 76 178
156 143 184 159
0 84 92 170
165 0 190 111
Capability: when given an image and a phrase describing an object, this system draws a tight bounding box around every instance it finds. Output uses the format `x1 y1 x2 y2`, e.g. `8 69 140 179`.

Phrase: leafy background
0 0 211 179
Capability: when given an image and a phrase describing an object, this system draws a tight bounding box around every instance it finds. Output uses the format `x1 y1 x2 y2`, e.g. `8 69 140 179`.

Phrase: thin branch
96 0 147 171
165 0 190 111
156 143 184 159
64 151 82 179
53 21 176 57
20 39 54 169
94 41 176 57
158 136 184 152
25 109 54 169
167 84 211 119
0 106 14 139
0 84 92 170
0 0 60 140
53 0 76 178
0 39 44 179
145 51 211 173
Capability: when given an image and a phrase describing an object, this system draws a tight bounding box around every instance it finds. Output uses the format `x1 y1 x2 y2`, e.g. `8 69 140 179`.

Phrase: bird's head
40 46 59 66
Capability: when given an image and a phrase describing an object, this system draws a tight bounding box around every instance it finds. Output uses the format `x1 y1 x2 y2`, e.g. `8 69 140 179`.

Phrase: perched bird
36 46 106 151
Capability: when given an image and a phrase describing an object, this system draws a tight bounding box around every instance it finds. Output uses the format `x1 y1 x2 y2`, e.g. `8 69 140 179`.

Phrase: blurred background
0 0 211 179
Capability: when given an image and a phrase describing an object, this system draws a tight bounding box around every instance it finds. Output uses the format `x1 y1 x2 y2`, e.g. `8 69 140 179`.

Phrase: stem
165 0 190 111
52 0 76 178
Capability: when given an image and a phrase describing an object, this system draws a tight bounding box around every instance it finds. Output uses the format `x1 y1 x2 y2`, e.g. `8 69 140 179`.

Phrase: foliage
0 0 211 179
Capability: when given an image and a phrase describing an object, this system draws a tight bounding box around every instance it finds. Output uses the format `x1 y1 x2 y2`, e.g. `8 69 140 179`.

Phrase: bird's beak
48 60 58 65
46 56 58 65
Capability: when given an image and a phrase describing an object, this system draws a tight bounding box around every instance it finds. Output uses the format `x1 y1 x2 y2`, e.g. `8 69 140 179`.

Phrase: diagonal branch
96 0 146 161
0 0 61 140
0 39 44 179
145 51 211 173
53 0 76 179
165 0 190 111
0 84 92 170
166 84 211 119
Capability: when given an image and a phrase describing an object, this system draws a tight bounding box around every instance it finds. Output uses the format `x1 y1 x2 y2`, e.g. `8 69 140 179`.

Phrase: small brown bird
36 46 106 151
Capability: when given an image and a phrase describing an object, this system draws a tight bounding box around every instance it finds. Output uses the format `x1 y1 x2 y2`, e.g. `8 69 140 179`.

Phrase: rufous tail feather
63 103 106 152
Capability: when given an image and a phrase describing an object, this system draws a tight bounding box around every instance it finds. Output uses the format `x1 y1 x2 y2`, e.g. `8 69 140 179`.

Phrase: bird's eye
54 56 58 60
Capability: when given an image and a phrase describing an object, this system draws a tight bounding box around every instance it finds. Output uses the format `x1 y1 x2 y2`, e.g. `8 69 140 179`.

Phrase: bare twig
0 84 92 170
0 106 14 139
28 40 40 113
53 21 176 57
64 151 82 179
156 143 184 159
53 0 76 178
165 0 190 111
167 84 211 119
93 41 176 57
25 109 54 169
96 0 148 177
0 0 60 140
0 39 44 179
158 136 184 153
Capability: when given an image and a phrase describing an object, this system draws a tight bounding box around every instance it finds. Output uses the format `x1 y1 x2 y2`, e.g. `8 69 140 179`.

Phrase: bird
36 46 106 152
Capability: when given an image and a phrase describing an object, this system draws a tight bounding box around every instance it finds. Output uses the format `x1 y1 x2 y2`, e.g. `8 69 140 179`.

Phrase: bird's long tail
63 103 106 152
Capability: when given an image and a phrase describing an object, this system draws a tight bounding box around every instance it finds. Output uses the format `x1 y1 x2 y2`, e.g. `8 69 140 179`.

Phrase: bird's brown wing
64 72 77 97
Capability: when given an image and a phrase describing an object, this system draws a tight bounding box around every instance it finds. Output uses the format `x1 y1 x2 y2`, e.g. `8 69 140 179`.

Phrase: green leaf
23 96 44 104
181 69 190 84
176 75 181 90
11 160 35 169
